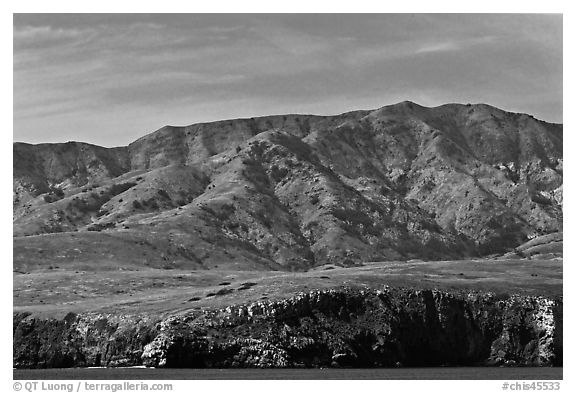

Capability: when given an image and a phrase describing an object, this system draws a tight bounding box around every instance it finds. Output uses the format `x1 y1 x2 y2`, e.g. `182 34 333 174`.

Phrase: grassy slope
14 258 562 318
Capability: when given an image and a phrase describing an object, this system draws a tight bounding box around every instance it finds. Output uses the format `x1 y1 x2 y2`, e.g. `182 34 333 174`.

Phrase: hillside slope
13 102 563 271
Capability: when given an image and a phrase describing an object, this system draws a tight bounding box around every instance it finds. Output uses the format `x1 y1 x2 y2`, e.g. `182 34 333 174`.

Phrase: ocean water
13 367 562 380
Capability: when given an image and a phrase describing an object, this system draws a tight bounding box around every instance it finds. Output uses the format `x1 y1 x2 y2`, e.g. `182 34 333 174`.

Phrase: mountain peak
385 100 424 110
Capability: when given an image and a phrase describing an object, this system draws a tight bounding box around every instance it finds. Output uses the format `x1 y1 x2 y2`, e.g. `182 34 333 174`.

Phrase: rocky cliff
13 102 563 271
13 287 562 368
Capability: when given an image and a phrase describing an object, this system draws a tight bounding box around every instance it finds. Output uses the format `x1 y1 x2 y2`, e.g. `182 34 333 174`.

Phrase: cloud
414 41 460 54
414 36 496 54
14 24 97 51
344 35 499 68
14 25 91 40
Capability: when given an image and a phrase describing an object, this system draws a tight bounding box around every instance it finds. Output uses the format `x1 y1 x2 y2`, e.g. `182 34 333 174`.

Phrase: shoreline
13 367 564 380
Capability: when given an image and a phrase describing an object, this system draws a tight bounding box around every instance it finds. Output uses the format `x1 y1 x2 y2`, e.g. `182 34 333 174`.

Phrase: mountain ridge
15 101 561 149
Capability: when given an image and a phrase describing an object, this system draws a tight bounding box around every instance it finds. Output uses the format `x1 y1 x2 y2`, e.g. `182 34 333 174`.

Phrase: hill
13 101 563 271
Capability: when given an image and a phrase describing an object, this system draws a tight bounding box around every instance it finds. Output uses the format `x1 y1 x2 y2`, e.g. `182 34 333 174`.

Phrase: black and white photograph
10 8 566 386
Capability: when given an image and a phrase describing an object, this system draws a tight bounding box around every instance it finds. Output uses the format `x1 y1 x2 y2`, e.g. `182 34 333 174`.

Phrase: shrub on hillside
87 222 115 232
270 165 289 182
157 189 170 199
50 187 64 198
108 182 137 196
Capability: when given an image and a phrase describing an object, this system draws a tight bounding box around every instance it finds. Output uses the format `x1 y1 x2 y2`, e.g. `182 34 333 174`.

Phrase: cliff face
13 102 563 270
13 288 562 368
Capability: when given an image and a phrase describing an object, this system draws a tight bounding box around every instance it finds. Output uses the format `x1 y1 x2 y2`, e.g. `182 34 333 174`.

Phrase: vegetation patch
238 282 258 291
87 222 116 232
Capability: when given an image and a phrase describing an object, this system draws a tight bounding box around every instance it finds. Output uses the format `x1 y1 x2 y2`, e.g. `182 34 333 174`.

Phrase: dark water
14 367 562 380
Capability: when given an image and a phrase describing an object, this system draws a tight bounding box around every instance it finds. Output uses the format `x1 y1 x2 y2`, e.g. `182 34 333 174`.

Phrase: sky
13 14 563 147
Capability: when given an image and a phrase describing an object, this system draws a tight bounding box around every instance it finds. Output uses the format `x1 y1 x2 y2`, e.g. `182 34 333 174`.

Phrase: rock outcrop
13 287 562 368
